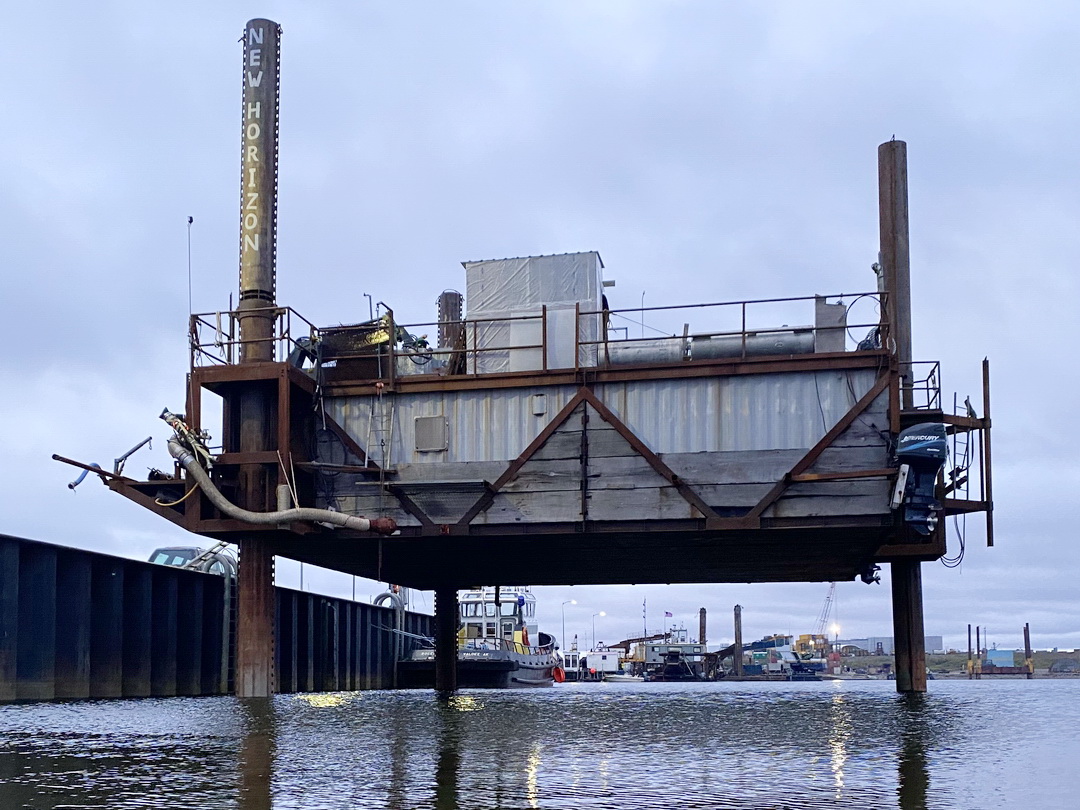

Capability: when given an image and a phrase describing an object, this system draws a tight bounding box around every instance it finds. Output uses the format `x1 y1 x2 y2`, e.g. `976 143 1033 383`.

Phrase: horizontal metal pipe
167 440 396 535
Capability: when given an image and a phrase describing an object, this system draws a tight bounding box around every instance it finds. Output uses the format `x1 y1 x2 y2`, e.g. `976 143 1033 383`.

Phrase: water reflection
897 694 930 810
433 698 461 810
238 698 275 810
0 681 1076 808
828 688 852 797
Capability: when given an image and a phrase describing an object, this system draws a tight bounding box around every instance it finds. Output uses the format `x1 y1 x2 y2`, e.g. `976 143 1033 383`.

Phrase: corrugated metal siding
327 369 878 464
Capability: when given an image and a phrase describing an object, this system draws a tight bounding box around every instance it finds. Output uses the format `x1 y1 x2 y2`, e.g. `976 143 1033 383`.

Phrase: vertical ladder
365 385 395 513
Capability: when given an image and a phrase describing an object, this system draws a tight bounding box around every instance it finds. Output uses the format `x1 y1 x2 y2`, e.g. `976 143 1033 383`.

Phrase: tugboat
399 586 561 688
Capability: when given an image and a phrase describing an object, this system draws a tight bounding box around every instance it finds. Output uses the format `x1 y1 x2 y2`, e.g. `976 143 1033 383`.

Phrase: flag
664 611 673 618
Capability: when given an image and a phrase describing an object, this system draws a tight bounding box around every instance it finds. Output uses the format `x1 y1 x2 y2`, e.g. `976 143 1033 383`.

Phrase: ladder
182 540 233 572
365 386 396 513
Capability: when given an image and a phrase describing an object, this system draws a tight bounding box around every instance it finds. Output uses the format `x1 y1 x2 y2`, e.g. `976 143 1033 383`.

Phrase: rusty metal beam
384 485 436 531
51 455 135 483
982 358 994 547
579 388 720 521
105 480 189 529
454 388 592 527
320 411 376 468
879 139 913 408
943 498 990 515
891 559 927 693
237 536 276 697
323 350 891 397
745 371 892 521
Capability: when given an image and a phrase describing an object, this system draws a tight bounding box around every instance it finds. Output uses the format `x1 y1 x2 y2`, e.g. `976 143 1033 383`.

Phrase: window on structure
485 623 496 638
500 602 516 617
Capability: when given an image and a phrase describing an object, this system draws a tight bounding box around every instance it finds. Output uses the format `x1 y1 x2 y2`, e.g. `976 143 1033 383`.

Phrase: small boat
398 586 560 689
603 672 644 683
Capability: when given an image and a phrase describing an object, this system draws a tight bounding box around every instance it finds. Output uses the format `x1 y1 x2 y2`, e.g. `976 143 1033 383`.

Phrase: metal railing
578 291 888 369
188 291 890 377
900 361 942 411
189 306 320 368
459 637 555 656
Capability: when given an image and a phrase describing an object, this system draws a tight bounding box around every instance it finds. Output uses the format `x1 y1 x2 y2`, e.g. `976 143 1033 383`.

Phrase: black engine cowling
893 423 948 535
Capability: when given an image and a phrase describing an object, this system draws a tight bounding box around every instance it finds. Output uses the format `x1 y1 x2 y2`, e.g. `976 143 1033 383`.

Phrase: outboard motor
891 422 948 535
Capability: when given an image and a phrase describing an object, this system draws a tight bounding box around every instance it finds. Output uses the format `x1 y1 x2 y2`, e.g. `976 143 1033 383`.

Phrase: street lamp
561 600 577 650
592 611 606 650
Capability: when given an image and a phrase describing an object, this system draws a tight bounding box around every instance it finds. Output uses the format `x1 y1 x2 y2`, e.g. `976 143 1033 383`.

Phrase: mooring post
1023 622 1033 679
879 139 928 694
890 560 926 692
733 604 744 677
975 626 982 679
878 139 913 399
972 626 980 678
434 586 458 693
237 538 276 697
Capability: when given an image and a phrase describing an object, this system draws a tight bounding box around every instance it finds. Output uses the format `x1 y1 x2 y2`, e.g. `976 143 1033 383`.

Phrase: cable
841 293 883 347
812 372 829 433
941 512 967 568
611 311 673 337
156 485 199 507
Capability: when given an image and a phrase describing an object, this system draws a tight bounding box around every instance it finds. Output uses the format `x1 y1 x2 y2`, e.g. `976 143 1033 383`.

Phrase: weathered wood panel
768 480 892 518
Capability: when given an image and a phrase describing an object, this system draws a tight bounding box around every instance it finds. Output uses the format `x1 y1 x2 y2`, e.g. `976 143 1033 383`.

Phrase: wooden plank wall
319 389 892 525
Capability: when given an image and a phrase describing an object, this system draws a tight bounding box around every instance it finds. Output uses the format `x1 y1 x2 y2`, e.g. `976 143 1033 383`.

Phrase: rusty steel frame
326 349 892 397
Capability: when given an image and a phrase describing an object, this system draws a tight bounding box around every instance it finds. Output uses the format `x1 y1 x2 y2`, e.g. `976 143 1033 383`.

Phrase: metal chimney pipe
698 607 707 646
238 19 282 363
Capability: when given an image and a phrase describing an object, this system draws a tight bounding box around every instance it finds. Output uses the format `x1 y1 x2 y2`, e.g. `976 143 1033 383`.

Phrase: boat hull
399 647 557 689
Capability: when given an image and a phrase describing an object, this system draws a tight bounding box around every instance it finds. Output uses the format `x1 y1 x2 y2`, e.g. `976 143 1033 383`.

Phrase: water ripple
0 680 1077 808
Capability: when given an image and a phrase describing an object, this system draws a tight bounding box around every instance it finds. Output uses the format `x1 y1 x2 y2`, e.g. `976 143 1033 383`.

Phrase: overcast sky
1 1 1077 654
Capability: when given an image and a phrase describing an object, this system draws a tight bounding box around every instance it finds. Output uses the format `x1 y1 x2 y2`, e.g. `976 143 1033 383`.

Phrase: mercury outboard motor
891 422 948 535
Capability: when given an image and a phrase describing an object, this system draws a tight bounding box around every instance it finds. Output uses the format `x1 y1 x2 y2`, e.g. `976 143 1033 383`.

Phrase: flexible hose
168 439 396 535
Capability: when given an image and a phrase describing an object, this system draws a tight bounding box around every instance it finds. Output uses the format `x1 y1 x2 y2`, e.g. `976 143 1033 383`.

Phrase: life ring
553 667 566 683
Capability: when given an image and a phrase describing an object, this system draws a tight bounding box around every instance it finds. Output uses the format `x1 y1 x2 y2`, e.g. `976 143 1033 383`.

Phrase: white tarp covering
464 252 603 373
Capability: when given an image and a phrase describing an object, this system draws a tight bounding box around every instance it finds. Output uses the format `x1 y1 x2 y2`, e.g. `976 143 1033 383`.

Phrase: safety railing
459 637 555 656
900 361 942 411
577 291 888 370
189 306 320 369
188 291 889 378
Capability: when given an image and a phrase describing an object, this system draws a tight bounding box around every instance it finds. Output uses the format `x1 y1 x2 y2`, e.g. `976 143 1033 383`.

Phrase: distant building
835 636 944 655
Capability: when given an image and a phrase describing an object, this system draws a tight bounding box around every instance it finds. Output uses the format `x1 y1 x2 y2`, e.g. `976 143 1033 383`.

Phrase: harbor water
1 679 1076 809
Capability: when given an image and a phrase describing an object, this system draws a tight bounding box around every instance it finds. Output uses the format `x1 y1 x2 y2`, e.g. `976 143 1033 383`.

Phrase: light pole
592 611 606 650
561 600 576 650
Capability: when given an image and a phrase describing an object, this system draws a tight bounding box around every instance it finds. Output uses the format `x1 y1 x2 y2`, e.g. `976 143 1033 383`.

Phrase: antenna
186 216 194 319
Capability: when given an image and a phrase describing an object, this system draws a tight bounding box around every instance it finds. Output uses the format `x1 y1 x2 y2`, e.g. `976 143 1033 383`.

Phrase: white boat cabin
458 587 539 648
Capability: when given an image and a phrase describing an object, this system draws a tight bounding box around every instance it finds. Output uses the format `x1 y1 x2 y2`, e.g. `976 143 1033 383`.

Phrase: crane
814 582 837 654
